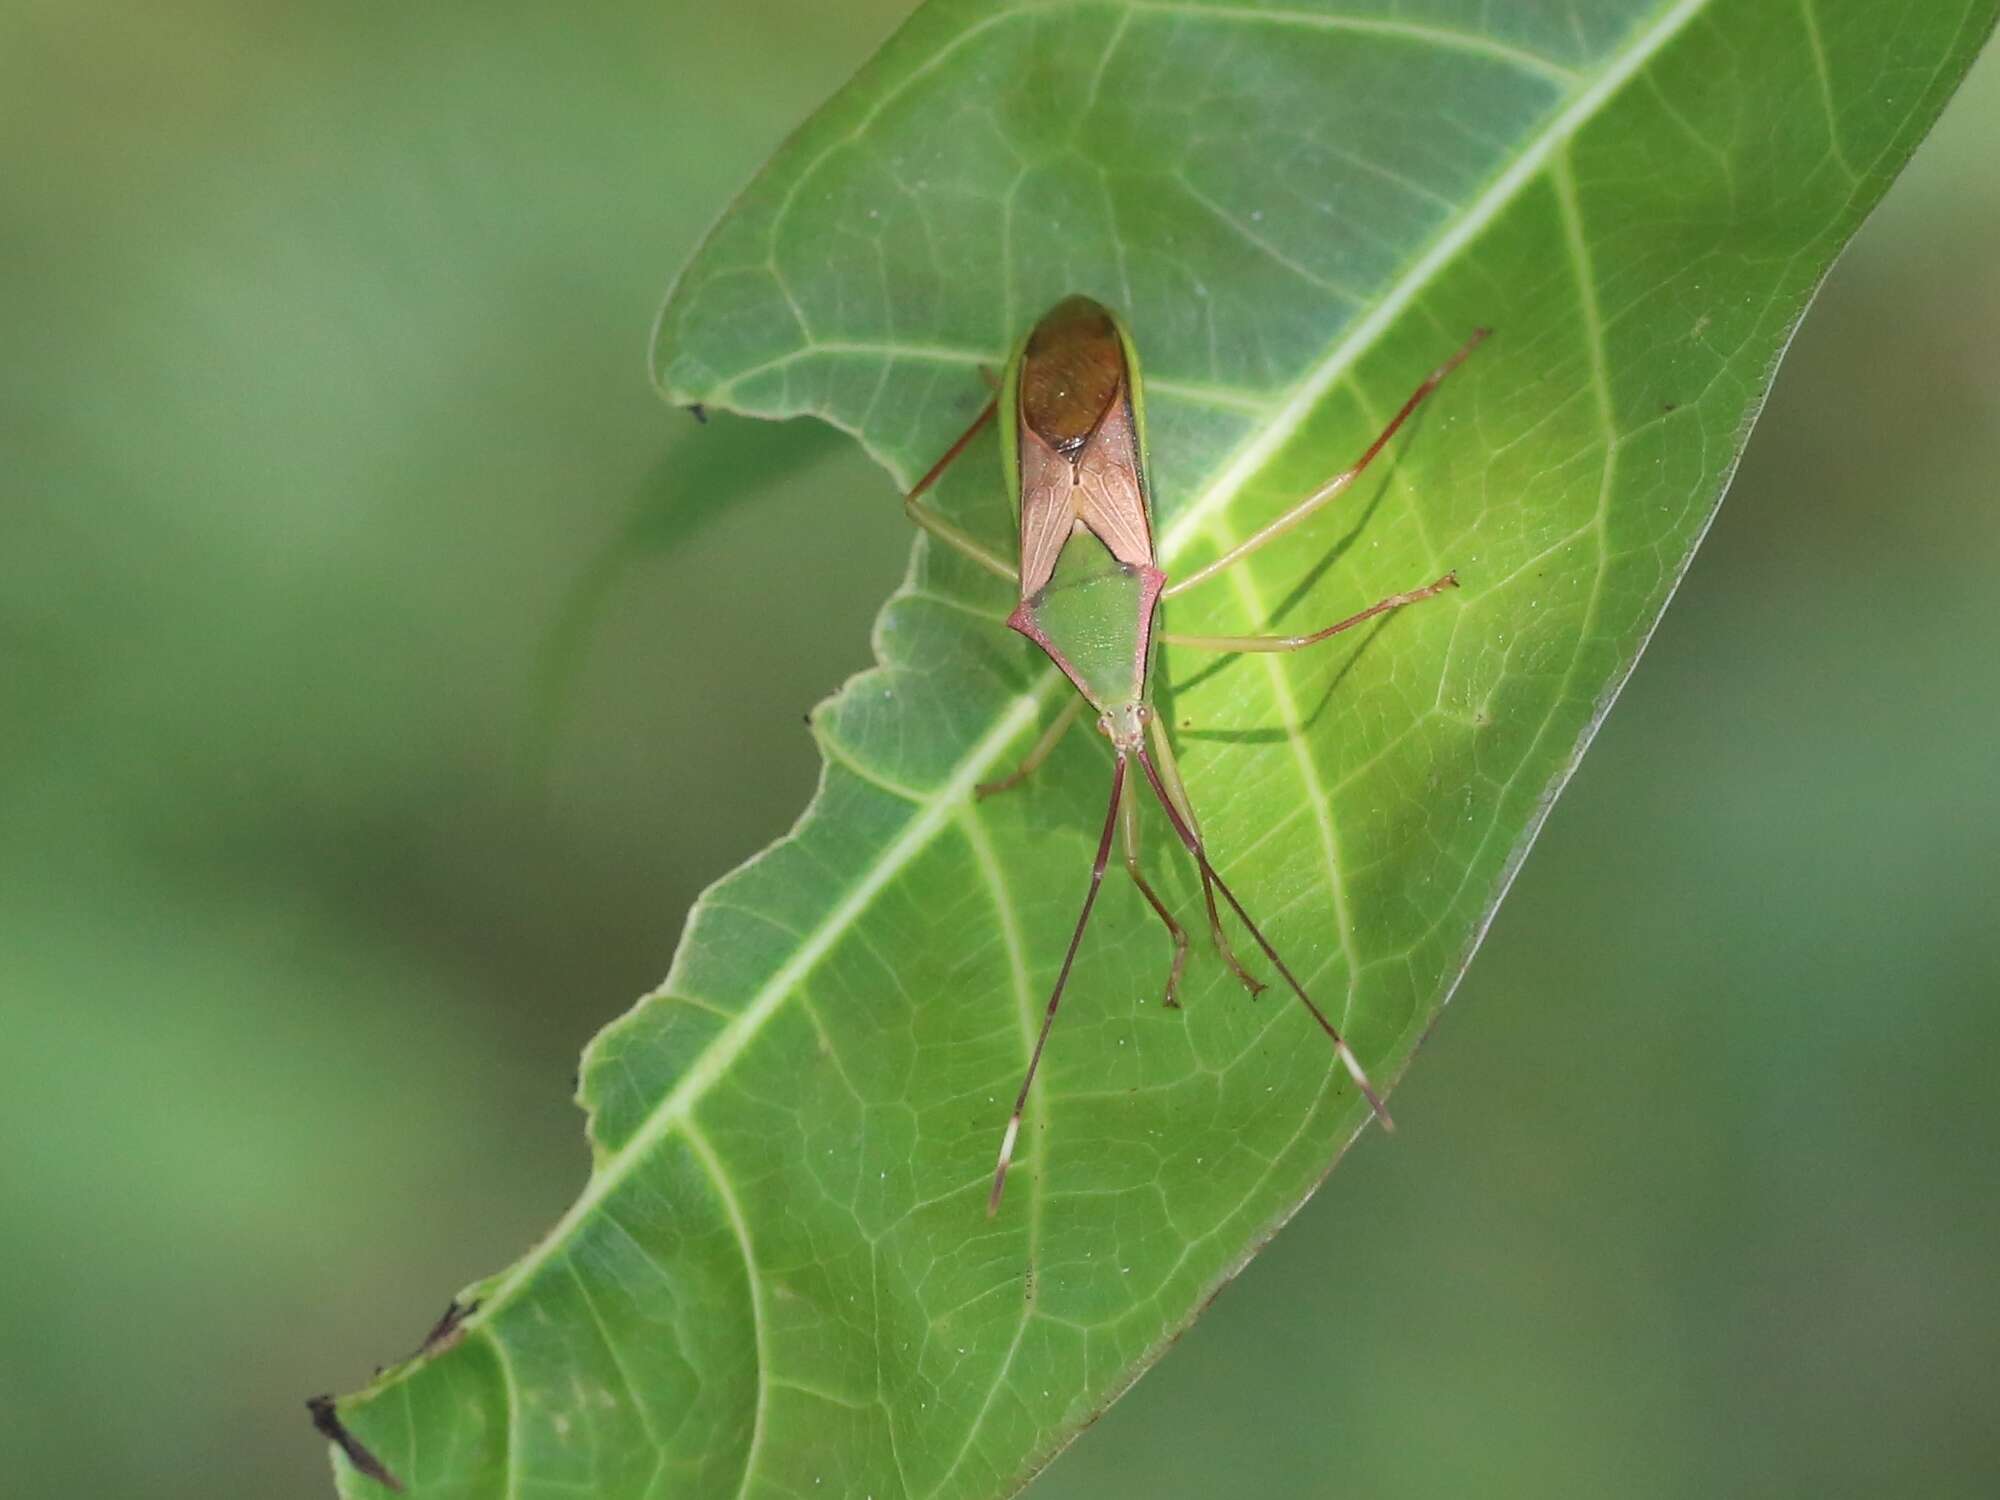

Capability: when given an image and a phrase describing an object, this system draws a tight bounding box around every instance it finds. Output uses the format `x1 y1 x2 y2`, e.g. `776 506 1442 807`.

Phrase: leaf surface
328 3 1994 1496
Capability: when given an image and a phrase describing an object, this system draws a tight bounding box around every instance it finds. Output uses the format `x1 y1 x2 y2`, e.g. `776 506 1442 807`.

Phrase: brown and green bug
900 296 1485 1214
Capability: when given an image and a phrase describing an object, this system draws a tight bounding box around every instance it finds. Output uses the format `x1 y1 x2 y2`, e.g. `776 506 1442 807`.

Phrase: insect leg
988 755 1128 1218
1160 572 1459 653
904 398 1015 581
1162 328 1487 601
1119 770 1189 1009
976 696 1086 799
1133 750 1394 1131
904 498 1015 581
1147 714 1265 997
908 396 998 501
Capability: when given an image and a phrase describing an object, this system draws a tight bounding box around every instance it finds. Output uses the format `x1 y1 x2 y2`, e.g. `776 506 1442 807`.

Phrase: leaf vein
1157 0 1715 559
931 808 1049 1497
682 1120 772 1500
1122 1 1584 84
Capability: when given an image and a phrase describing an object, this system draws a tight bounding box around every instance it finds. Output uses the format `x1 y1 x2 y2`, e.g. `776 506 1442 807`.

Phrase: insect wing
1017 426 1074 598
1070 390 1152 569
1005 296 1158 598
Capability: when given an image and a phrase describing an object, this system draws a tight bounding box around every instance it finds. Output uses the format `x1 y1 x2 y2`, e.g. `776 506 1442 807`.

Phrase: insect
901 296 1485 1215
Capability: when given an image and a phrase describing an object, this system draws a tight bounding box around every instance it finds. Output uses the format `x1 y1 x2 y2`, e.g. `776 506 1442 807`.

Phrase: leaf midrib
462 0 1712 1403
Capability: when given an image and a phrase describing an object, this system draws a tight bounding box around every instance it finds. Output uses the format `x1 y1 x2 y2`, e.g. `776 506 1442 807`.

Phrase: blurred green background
4 4 1995 1497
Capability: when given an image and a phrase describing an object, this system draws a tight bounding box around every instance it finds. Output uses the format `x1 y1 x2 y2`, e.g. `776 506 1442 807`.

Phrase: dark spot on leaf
307 1395 404 1493
419 1298 479 1357
1662 400 1680 413
686 403 708 424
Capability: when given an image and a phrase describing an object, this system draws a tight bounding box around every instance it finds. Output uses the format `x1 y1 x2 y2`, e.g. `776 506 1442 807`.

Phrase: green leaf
326 3 1993 1496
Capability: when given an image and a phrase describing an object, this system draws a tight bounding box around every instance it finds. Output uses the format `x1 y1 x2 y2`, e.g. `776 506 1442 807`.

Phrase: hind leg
1147 713 1265 996
1120 777 1189 1008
